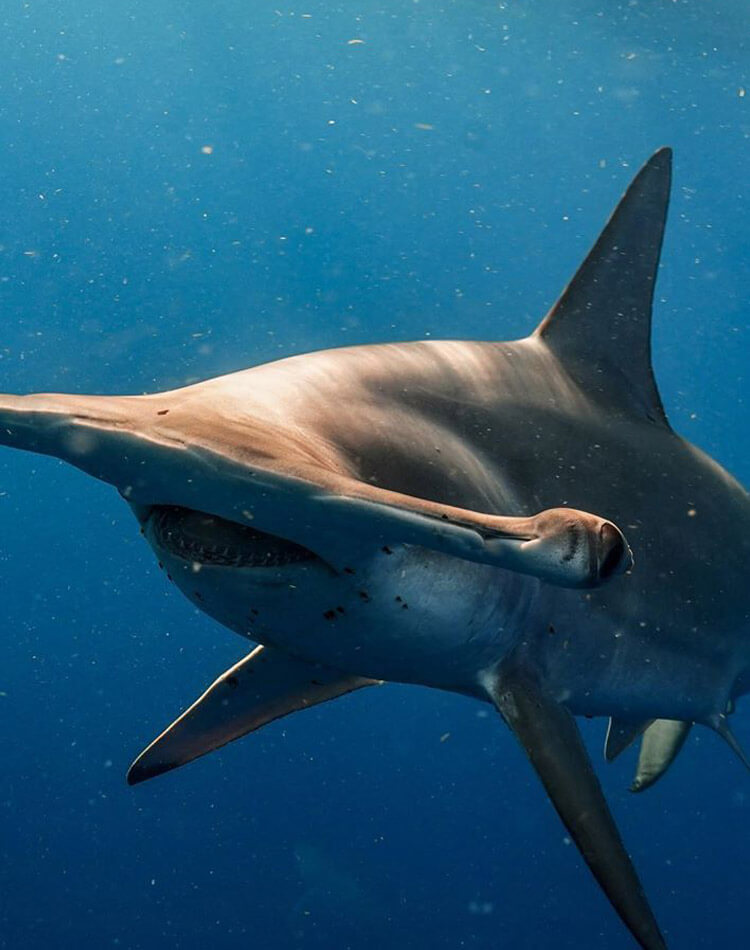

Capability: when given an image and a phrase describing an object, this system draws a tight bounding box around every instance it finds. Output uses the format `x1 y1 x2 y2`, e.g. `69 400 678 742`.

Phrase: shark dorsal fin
535 148 672 427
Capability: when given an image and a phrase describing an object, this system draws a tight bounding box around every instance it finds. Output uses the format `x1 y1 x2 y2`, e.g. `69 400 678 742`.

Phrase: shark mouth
148 505 317 568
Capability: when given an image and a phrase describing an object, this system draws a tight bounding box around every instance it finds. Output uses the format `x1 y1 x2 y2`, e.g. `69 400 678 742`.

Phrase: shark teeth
148 505 317 568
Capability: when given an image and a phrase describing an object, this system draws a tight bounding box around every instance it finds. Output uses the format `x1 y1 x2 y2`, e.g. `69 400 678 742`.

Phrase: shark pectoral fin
127 646 379 785
605 717 653 762
484 670 667 950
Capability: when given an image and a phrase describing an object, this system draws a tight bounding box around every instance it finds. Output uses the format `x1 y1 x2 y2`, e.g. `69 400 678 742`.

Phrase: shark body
2 149 748 948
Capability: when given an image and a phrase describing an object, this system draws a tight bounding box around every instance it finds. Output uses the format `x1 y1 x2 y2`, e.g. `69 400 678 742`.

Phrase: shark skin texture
1 148 749 949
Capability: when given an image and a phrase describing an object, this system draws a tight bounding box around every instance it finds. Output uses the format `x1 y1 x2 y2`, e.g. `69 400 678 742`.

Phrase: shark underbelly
144 514 533 693
142 505 744 720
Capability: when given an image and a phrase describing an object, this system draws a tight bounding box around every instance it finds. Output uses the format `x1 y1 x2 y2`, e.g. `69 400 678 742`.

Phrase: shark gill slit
148 505 317 568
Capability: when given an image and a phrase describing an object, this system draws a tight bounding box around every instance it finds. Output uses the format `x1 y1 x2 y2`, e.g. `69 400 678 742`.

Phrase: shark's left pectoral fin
127 646 380 785
483 669 667 950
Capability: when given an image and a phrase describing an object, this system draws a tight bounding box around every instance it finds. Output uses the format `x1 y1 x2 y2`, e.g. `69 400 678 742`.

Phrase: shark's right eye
598 523 630 581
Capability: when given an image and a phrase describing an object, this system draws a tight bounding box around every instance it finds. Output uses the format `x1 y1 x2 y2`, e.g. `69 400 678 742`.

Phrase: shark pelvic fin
605 717 653 763
483 669 667 950
709 714 750 773
535 147 672 428
127 646 379 785
630 720 692 793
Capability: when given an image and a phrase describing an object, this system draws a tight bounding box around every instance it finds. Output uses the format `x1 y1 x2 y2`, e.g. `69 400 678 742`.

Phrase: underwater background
0 2 748 948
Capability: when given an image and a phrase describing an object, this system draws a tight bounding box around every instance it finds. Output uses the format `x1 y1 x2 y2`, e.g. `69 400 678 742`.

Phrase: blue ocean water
0 2 748 948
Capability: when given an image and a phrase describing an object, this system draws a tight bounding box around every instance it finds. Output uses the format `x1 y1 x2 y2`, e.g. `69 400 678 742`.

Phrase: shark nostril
598 523 629 580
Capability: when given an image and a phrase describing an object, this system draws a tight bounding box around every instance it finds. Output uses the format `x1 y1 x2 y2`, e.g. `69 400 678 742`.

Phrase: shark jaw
1 148 749 949
146 505 319 569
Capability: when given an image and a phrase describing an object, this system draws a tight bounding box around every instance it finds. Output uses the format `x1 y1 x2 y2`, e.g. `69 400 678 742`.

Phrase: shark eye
598 522 629 581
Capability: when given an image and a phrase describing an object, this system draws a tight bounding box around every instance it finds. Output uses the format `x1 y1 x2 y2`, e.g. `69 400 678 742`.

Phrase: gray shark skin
1 148 748 949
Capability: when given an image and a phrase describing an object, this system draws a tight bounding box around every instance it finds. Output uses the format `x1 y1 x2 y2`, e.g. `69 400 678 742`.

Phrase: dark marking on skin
311 679 323 686
562 525 581 564
381 546 393 555
336 606 346 614
343 567 356 575
548 624 556 635
250 608 259 616
323 609 337 621
167 573 173 582
358 590 371 602
402 602 409 610
395 596 403 603
226 675 239 689
194 591 204 601
157 409 170 416
158 561 163 570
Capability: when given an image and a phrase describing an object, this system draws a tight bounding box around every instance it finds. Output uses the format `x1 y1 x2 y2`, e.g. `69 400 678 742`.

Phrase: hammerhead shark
1 149 748 948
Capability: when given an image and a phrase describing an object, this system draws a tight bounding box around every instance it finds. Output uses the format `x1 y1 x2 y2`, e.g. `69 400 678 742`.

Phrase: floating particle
200 145 214 155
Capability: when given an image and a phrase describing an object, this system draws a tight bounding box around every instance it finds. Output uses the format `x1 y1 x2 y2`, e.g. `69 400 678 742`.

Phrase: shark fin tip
709 714 750 772
126 759 173 786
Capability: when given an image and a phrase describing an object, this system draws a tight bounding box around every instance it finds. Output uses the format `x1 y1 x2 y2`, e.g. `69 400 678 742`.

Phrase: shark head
2 148 749 950
0 356 633 685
